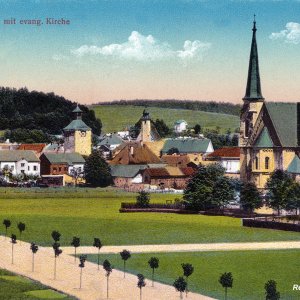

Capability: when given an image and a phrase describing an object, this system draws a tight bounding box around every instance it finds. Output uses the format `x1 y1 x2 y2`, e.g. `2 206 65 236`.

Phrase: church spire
243 15 264 101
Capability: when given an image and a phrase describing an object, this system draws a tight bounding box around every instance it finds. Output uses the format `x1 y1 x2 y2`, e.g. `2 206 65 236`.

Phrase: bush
136 191 150 208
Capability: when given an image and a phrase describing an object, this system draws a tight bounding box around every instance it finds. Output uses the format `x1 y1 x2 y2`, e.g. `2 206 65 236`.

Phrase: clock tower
63 104 92 156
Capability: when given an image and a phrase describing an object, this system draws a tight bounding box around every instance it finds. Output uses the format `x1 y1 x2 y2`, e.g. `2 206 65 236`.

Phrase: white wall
221 160 240 173
1 160 40 176
174 122 187 133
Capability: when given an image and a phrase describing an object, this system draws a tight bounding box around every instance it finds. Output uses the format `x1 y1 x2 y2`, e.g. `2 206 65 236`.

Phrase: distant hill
92 105 239 134
0 87 102 135
96 99 241 116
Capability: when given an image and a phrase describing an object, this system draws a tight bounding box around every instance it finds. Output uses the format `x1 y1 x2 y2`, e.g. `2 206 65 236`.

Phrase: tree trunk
225 287 227 300
123 261 126 278
11 243 14 264
152 268 154 287
32 253 34 272
140 288 142 300
80 268 82 289
54 256 57 280
107 276 109 299
74 247 76 262
186 277 188 297
5 228 7 239
180 291 183 299
97 249 100 270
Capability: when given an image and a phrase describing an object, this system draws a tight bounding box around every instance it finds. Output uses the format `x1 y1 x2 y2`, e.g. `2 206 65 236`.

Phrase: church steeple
243 16 264 102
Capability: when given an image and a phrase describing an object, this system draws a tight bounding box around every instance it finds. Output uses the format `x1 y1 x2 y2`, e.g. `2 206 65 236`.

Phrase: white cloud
71 31 211 62
269 22 300 44
52 54 69 61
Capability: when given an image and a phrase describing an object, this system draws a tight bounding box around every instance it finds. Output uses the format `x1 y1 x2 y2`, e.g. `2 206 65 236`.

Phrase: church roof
254 127 274 148
287 155 300 174
266 102 298 147
243 19 264 101
63 119 91 131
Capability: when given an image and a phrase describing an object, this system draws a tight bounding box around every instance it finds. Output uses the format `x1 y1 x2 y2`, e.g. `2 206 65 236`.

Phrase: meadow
91 105 239 134
89 250 300 300
0 268 73 299
0 188 299 246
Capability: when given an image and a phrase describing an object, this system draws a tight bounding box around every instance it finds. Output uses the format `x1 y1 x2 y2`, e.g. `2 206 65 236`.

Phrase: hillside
0 87 102 135
92 105 239 134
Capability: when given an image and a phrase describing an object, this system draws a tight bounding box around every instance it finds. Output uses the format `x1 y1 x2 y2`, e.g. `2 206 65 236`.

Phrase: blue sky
0 0 300 104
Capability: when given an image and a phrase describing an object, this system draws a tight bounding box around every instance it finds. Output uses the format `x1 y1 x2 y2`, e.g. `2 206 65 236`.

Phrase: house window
33 166 37 171
255 157 259 170
59 167 62 172
265 157 270 170
64 167 68 171
21 163 25 167
53 167 57 172
28 166 30 171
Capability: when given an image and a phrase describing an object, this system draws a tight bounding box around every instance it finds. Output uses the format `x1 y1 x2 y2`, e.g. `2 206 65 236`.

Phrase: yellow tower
64 105 92 156
140 109 152 142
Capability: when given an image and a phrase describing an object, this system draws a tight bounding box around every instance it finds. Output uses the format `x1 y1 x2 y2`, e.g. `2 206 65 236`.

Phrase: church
240 19 300 189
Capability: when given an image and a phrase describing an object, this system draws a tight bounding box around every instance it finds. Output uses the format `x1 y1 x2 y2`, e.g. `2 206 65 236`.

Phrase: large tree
285 181 300 214
240 182 262 214
265 170 294 215
154 119 170 137
184 163 233 211
265 280 280 300
84 150 112 187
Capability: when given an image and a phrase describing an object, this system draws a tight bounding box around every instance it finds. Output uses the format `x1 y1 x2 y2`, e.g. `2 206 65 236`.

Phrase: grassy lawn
88 250 300 300
91 105 239 134
0 188 299 246
0 268 73 299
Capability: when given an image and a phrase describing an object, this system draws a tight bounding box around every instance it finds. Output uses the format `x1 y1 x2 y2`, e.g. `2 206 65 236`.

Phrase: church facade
239 20 300 189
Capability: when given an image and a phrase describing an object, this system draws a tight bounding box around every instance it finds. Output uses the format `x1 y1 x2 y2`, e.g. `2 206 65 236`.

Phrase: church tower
140 109 152 142
64 105 92 156
240 17 265 181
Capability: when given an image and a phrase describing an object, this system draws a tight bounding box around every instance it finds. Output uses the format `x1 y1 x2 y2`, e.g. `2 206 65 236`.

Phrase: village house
142 166 195 190
97 134 124 159
40 152 85 176
205 147 240 178
239 20 300 188
0 150 40 176
174 120 188 134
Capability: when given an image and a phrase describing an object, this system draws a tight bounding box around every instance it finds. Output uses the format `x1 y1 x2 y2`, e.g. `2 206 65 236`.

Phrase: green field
0 189 299 246
91 105 239 134
88 250 299 300
0 268 73 299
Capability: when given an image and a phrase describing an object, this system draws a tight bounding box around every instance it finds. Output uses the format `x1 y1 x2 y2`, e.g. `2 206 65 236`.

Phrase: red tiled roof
17 143 46 153
144 168 169 177
180 167 196 176
161 154 190 167
207 147 240 158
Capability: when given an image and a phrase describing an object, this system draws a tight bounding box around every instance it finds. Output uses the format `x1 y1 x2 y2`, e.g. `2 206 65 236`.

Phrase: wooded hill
97 99 241 116
0 87 102 135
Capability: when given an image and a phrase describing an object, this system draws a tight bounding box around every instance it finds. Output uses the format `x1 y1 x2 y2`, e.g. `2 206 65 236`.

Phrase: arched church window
265 157 270 170
255 156 259 170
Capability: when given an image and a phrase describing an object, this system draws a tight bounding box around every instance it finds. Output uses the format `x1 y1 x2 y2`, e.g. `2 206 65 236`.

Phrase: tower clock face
80 131 86 137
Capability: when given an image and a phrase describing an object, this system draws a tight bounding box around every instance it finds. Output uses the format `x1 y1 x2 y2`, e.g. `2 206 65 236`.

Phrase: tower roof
73 104 83 113
243 16 264 102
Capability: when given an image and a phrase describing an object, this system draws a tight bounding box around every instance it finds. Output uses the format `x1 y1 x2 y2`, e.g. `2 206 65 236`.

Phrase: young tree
71 236 80 262
182 263 194 297
11 234 17 265
3 219 11 239
30 242 39 272
53 242 63 280
173 276 187 299
120 249 131 278
103 259 112 299
70 167 83 187
194 124 202 134
219 272 233 300
285 182 300 215
136 191 150 208
148 257 159 287
240 182 262 214
79 254 87 289
17 222 26 241
211 177 235 209
93 238 103 270
265 170 294 215
51 230 61 242
137 273 146 300
265 280 280 300
84 149 112 187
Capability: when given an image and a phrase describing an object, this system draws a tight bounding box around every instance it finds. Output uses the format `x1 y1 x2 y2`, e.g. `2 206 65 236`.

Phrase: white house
174 120 188 133
205 147 240 176
0 150 40 176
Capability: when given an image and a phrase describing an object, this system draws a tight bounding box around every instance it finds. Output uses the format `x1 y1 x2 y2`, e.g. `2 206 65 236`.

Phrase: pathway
0 237 213 300
60 241 300 255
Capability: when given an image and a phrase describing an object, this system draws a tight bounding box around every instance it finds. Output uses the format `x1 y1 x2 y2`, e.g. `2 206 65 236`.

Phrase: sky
0 0 300 105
